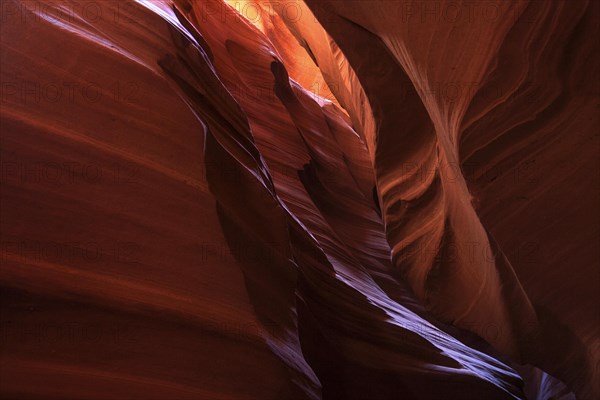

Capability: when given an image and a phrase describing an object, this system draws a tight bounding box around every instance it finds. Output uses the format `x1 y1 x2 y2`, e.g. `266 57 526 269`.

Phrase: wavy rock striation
0 0 597 399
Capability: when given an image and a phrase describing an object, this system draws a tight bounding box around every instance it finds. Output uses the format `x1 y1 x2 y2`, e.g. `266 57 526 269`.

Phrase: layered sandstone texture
1 1 598 399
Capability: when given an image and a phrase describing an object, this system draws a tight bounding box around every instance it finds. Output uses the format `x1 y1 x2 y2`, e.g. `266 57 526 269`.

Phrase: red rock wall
1 1 597 399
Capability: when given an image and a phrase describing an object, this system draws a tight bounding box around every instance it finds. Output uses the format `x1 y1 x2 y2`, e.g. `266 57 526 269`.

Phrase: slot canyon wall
0 0 598 399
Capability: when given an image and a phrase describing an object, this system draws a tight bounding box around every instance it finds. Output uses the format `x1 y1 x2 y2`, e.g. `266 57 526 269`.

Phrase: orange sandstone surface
0 1 598 399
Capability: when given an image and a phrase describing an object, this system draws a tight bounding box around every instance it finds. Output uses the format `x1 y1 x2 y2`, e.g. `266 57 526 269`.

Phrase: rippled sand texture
1 1 598 399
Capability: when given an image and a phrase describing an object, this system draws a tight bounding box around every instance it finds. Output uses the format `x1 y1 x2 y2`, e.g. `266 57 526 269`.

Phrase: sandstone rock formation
1 1 598 399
